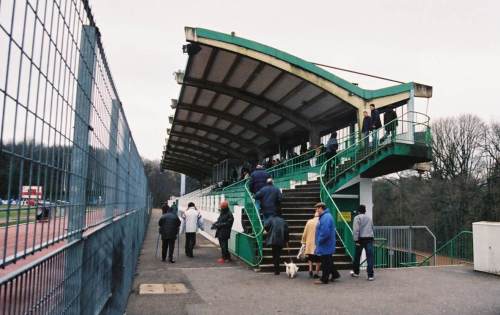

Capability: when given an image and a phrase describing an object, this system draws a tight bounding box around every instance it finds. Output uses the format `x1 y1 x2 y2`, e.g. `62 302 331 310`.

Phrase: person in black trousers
158 204 181 263
361 111 373 149
264 213 289 275
212 200 234 263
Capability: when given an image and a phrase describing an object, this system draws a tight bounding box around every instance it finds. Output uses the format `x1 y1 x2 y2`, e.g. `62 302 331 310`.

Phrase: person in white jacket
181 202 204 258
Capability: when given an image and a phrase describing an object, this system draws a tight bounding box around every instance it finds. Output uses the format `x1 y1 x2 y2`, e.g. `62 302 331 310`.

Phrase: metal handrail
412 230 473 267
319 111 432 260
230 179 264 267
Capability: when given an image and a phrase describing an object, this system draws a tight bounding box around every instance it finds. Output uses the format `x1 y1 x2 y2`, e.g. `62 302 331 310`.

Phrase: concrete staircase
258 180 353 272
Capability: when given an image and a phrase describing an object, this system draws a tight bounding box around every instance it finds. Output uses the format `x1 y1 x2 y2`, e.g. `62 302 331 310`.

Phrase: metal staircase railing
222 131 359 266
320 111 432 260
402 231 473 267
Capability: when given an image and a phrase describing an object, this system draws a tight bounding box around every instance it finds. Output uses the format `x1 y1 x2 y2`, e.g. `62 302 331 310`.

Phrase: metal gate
374 226 437 268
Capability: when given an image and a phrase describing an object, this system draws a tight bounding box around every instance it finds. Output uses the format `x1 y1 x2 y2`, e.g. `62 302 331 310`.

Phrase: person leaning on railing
350 204 375 281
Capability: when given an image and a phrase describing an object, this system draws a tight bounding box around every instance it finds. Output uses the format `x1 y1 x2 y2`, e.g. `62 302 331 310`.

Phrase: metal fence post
105 100 120 219
65 24 97 313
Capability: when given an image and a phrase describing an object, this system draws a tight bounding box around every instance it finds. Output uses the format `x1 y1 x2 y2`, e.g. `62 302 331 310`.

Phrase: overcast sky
90 0 500 160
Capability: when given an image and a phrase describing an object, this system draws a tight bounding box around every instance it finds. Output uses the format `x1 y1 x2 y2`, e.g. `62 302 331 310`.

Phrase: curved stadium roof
161 27 432 179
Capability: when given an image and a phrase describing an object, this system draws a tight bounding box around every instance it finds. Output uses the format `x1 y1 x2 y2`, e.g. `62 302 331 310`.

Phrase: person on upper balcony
249 164 270 194
255 178 282 223
361 111 372 148
381 107 398 142
370 104 382 146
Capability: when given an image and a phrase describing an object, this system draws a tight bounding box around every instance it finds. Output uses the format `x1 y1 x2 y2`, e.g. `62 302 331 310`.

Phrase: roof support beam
183 78 316 131
162 164 207 179
170 131 249 160
165 153 215 167
166 147 219 163
162 159 211 176
164 155 212 172
167 140 225 160
176 102 277 142
174 121 261 153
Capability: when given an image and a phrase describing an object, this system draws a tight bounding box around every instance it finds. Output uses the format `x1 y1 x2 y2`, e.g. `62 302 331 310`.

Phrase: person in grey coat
351 204 375 280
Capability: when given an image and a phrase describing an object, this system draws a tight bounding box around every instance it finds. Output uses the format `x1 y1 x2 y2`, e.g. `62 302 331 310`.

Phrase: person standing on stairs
361 111 373 149
301 209 321 278
212 200 234 263
254 178 282 223
264 212 289 275
351 204 375 281
314 202 340 284
370 104 382 146
181 202 204 258
325 132 338 160
249 164 271 212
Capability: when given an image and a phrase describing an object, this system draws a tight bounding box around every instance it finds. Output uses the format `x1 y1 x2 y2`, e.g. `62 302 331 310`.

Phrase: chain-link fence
0 0 151 313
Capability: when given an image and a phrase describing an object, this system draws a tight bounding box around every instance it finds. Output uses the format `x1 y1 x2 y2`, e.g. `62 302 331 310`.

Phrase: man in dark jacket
158 205 181 263
325 132 339 160
370 104 382 146
212 200 234 263
361 111 372 148
314 202 340 284
382 107 398 141
265 213 289 275
255 178 282 222
249 165 270 194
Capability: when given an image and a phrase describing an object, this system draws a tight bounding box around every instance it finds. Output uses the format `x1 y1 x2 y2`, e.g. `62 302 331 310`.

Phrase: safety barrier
0 0 151 312
409 231 473 267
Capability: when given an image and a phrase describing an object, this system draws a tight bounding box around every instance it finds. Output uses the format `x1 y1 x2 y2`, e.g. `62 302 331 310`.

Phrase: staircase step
259 260 353 272
281 196 320 202
280 202 318 209
262 246 345 254
294 183 320 189
282 191 319 198
261 253 351 262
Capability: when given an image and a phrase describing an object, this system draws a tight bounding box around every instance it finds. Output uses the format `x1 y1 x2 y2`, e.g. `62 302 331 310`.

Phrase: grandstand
161 27 433 270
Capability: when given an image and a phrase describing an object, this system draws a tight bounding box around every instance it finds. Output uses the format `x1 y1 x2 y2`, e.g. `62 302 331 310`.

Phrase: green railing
320 111 432 260
359 237 389 268
407 231 473 267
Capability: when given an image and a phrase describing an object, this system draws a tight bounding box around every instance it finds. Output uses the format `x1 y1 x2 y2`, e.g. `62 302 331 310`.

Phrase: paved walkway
126 209 500 315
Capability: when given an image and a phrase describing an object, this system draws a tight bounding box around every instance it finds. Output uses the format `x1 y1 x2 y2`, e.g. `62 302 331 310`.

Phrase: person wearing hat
212 200 234 263
314 202 340 284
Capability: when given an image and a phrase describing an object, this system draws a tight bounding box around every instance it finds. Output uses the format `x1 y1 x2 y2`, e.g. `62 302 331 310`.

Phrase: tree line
374 114 500 244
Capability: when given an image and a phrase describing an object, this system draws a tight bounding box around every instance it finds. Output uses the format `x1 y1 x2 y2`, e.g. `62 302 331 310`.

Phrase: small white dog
284 261 299 278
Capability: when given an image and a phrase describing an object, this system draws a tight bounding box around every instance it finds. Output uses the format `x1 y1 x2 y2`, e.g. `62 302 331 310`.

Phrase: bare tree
431 114 486 180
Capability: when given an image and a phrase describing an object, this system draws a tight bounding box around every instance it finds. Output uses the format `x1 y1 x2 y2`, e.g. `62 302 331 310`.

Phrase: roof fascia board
185 27 431 103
